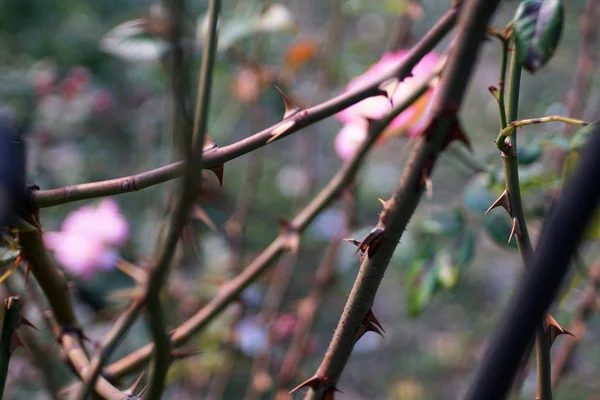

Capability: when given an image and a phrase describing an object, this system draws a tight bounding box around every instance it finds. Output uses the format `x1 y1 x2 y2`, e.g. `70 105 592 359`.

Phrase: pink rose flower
45 199 129 279
334 50 439 160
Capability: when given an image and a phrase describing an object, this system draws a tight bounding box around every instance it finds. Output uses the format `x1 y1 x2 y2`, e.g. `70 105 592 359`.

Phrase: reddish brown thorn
277 217 292 232
275 85 301 119
324 387 341 400
488 85 498 95
485 189 511 216
209 165 225 188
365 309 385 334
508 217 521 244
442 118 472 152
351 228 384 260
289 375 321 394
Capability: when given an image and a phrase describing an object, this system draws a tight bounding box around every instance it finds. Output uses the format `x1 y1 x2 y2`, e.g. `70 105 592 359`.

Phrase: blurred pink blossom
45 199 129 279
334 50 439 160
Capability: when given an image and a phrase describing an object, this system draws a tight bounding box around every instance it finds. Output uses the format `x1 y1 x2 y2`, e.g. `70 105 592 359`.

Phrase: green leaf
0 248 19 267
406 259 438 318
517 140 542 165
100 19 169 62
462 174 497 215
483 212 518 249
569 120 600 151
513 0 564 73
437 253 459 289
417 209 465 237
455 230 476 266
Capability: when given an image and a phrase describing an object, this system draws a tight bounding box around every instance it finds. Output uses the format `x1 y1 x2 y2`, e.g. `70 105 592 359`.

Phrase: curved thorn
485 189 511 216
274 85 301 119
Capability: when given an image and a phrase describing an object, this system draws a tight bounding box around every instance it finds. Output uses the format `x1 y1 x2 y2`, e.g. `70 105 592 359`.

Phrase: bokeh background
1 0 599 399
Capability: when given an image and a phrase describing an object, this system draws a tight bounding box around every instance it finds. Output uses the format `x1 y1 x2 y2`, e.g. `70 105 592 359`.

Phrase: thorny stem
103 57 445 381
303 1 500 397
31 6 460 209
500 41 552 400
143 0 219 398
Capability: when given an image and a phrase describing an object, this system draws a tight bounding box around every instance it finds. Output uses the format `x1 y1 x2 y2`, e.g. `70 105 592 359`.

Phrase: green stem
143 0 220 398
0 297 21 398
503 41 553 400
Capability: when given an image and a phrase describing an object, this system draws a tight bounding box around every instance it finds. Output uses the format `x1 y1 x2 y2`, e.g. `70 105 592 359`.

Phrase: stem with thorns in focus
499 40 553 400
31 5 460 209
301 0 501 397
103 56 446 382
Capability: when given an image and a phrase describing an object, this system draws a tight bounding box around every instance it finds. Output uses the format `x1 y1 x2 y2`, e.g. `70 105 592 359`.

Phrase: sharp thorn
209 165 225 188
365 309 385 334
289 376 321 394
378 77 399 105
485 189 511 216
275 85 301 119
508 217 521 244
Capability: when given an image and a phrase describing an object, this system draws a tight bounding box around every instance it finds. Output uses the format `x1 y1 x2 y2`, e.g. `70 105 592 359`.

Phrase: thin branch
552 260 600 386
498 41 552 400
77 301 143 400
104 54 445 382
143 0 220 398
563 0 599 137
301 0 500 397
498 116 588 141
275 183 355 397
31 6 460 209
